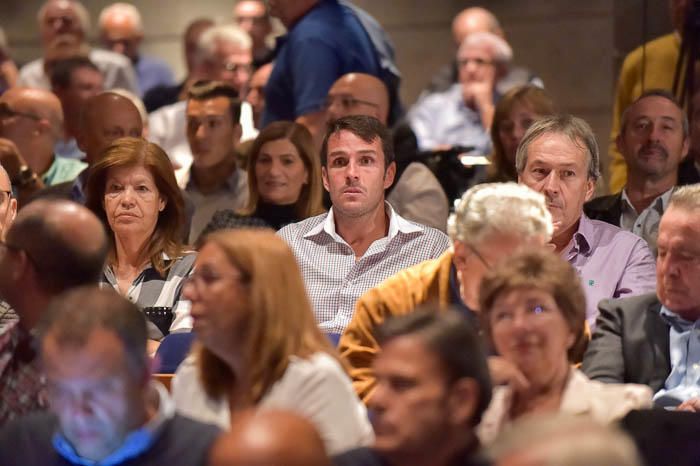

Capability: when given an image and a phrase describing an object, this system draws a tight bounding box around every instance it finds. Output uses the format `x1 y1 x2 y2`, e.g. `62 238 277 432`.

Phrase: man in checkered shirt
0 199 108 426
279 115 450 334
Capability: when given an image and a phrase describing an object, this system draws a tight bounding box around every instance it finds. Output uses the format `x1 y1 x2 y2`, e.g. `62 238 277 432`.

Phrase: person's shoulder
166 413 221 438
585 192 620 211
278 212 327 238
287 352 346 380
599 292 661 315
90 48 131 68
587 217 647 246
623 33 677 67
332 447 384 466
0 411 56 444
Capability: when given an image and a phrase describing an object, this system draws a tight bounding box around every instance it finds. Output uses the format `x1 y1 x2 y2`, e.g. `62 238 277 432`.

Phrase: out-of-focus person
246 62 273 130
19 0 138 93
172 229 373 454
0 155 16 240
0 287 220 466
85 137 194 349
50 56 104 160
680 88 700 185
98 2 175 97
233 0 274 68
0 27 18 95
476 249 652 444
199 120 325 239
484 85 556 183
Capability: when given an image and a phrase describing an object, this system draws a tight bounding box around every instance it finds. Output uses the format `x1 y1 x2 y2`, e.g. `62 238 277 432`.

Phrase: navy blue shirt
263 0 381 126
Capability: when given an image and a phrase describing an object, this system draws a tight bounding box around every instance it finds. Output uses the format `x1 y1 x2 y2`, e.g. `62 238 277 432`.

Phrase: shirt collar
303 202 422 242
569 214 594 256
659 305 697 333
185 165 241 193
620 187 674 216
52 381 175 466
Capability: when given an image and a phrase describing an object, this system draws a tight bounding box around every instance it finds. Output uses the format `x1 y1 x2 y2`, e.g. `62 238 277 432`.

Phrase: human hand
677 397 700 412
488 356 530 393
0 137 26 180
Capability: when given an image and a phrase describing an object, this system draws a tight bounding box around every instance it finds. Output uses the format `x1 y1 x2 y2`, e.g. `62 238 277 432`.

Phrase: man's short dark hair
620 88 688 137
49 56 100 89
375 307 493 425
320 115 395 169
38 286 149 376
187 80 242 124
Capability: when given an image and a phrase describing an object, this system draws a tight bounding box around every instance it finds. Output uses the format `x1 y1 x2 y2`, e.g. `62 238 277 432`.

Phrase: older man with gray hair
409 31 512 153
339 182 554 402
516 114 656 329
148 23 256 186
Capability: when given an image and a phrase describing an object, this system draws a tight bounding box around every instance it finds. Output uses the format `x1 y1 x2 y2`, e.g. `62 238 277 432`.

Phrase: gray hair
38 0 92 35
98 2 143 34
619 88 688 138
515 114 601 181
108 88 147 127
447 182 553 245
458 31 513 65
669 184 700 211
194 23 252 67
487 414 642 466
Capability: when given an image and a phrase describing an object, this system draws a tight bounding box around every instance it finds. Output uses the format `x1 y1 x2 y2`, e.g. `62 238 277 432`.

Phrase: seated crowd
1 1 700 466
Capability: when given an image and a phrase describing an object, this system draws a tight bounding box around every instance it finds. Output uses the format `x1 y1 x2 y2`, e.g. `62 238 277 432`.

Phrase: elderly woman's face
489 287 574 378
103 164 165 241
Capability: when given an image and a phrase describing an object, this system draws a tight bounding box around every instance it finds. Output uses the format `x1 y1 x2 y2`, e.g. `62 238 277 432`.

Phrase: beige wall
1 0 674 186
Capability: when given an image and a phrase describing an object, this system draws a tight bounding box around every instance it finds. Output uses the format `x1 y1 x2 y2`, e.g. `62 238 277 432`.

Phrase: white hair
98 2 143 33
38 0 91 35
669 184 700 211
459 31 513 64
448 182 553 245
107 88 147 126
194 23 252 66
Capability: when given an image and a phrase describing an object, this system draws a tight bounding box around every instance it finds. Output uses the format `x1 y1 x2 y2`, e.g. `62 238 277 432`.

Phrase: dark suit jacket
582 292 671 392
583 192 622 227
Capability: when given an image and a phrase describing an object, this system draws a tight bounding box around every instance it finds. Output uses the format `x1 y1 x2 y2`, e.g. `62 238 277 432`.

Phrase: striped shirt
279 204 451 334
102 253 196 340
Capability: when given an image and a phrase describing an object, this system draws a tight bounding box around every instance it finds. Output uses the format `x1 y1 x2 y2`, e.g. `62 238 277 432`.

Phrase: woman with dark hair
198 121 325 240
85 137 194 347
172 229 372 454
486 85 556 182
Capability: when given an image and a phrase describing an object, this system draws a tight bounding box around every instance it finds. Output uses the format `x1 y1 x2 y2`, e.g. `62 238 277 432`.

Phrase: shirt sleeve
582 299 627 383
614 237 657 298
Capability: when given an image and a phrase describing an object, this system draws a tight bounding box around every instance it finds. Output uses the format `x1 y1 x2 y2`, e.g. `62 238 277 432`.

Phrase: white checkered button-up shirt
279 203 451 334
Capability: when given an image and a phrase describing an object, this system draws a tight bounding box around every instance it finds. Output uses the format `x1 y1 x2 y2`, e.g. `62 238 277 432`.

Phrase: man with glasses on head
408 31 511 153
339 182 553 402
0 199 108 426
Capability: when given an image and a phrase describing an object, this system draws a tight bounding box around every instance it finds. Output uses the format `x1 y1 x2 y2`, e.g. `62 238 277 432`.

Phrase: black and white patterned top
278 203 451 334
101 253 196 340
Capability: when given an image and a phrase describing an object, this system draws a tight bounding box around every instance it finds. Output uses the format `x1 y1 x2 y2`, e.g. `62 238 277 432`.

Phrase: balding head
326 73 390 125
208 410 330 466
0 147 17 240
98 3 143 60
38 0 90 47
78 91 143 165
452 7 503 47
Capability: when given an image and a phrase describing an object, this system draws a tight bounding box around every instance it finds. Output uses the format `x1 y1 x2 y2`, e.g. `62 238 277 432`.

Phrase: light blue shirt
654 306 700 405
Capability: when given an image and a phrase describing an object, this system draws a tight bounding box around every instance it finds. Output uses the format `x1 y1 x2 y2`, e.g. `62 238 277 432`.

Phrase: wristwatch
12 165 38 188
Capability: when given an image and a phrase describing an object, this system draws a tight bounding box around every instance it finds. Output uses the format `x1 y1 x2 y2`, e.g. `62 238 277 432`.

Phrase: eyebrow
328 149 378 158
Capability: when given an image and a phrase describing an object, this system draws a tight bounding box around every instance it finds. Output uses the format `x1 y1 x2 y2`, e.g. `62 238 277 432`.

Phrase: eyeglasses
324 94 379 111
457 57 494 68
0 102 42 122
183 269 247 290
490 302 553 328
221 62 253 75
467 243 491 269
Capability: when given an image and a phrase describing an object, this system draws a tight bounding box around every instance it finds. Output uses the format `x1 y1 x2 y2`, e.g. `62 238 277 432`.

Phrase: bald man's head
5 199 107 296
452 7 503 47
78 91 143 165
326 73 389 125
208 410 330 466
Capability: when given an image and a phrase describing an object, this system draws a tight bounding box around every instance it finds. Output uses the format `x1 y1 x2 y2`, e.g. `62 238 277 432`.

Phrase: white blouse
172 351 374 454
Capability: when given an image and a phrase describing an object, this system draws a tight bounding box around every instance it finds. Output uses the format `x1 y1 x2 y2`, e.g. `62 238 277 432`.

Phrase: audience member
583 185 700 408
209 409 331 466
680 88 700 185
0 87 86 203
19 0 138 93
488 414 643 466
0 199 108 425
607 0 686 193
516 114 656 328
0 160 17 331
409 32 511 153
200 121 325 239
233 0 274 68
0 27 18 94
424 7 542 96
50 56 104 160
149 24 256 184
585 90 688 255
476 249 652 444
172 229 373 454
143 18 214 112
334 310 491 466
246 62 273 129
184 81 248 241
279 115 450 334
326 73 449 231
262 0 383 143
485 85 556 183
0 286 219 466
109 87 149 137
98 2 175 97
339 182 552 401
84 137 194 347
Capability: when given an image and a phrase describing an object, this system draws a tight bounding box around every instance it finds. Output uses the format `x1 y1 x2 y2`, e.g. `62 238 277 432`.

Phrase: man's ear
383 161 396 189
232 124 243 147
453 240 467 269
446 378 479 426
321 166 330 192
584 176 596 202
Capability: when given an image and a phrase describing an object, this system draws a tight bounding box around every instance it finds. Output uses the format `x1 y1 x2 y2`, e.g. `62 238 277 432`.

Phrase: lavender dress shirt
563 215 657 329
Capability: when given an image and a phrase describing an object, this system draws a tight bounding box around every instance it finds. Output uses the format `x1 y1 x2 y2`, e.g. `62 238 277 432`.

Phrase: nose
542 171 560 194
367 381 389 413
119 186 136 206
182 278 198 301
112 42 126 55
345 159 359 181
647 122 663 143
